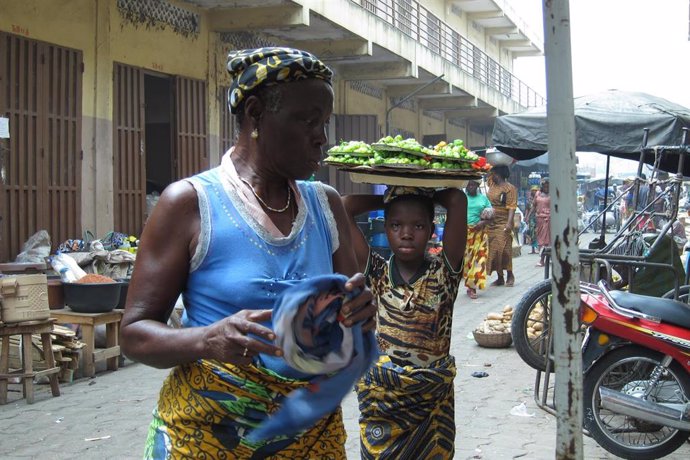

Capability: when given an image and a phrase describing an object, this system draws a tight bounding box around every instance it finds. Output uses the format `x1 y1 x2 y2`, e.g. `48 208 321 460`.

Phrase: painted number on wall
152 63 164 71
12 25 29 36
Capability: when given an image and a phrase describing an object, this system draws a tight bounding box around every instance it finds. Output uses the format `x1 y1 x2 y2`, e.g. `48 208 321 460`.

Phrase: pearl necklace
239 176 292 213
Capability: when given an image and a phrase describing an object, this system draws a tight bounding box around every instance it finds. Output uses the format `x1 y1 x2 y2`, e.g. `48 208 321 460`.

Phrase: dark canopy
492 90 690 175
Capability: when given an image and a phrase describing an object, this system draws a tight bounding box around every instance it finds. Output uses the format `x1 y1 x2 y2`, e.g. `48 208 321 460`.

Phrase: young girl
342 186 467 459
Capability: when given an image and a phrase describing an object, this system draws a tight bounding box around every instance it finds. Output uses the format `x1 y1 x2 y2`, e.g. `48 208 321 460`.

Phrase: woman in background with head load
464 179 492 299
534 179 551 267
486 165 517 286
120 47 377 459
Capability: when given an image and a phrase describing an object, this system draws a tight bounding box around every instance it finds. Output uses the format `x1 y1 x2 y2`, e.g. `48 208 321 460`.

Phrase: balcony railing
354 0 545 108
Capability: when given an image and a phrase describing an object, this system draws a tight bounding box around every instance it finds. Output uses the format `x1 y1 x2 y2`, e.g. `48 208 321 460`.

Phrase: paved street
2 240 690 459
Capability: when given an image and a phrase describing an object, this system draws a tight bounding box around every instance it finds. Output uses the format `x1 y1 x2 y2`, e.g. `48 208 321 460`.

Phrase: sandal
467 288 478 299
535 262 545 267
490 279 505 287
506 278 515 287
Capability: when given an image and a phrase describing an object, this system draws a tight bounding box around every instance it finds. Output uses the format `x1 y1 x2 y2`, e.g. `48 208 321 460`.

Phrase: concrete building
0 0 543 260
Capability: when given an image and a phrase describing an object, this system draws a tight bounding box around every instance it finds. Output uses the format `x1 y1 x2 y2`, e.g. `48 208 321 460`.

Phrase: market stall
493 89 690 170
0 230 139 403
492 89 690 418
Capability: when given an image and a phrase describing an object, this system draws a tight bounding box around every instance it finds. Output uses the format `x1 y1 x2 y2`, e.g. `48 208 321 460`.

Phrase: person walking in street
487 165 517 286
534 179 551 267
342 185 467 459
464 179 492 299
524 185 539 254
120 47 377 459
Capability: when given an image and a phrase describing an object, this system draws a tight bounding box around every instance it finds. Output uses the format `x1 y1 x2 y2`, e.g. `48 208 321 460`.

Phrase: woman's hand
341 273 377 332
202 309 283 365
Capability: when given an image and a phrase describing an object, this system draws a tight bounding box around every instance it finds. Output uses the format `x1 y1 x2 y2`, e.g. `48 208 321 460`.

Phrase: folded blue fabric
248 274 378 443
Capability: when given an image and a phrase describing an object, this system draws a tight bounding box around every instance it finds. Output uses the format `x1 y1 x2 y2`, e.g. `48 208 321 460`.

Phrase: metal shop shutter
0 32 82 260
175 76 208 179
113 63 146 237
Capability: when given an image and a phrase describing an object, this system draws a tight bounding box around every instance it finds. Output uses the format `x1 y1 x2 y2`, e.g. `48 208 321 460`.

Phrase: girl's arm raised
435 188 468 271
340 194 384 273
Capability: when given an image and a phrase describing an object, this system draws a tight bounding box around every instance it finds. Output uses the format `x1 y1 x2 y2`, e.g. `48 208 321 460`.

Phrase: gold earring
251 129 259 139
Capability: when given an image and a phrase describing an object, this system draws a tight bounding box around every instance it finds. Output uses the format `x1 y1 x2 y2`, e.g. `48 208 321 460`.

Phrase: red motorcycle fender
582 327 629 374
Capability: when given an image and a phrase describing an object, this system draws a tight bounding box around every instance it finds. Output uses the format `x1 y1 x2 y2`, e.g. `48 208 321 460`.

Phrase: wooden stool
50 309 124 378
0 319 61 404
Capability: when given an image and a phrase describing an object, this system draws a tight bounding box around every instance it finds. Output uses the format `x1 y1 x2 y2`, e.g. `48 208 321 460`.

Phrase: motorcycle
580 279 690 459
511 232 685 374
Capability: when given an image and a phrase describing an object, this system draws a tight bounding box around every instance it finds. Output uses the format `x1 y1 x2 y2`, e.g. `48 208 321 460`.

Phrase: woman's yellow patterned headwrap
227 47 333 114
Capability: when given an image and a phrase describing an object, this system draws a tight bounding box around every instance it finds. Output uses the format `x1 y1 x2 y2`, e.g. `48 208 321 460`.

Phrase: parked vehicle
511 230 685 374
580 280 690 459
511 279 553 371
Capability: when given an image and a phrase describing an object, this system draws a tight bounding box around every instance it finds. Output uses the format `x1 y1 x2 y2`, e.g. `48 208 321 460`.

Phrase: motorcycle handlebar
594 278 661 323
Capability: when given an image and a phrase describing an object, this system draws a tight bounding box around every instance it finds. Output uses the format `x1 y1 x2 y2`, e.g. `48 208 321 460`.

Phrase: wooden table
50 309 124 378
0 319 61 404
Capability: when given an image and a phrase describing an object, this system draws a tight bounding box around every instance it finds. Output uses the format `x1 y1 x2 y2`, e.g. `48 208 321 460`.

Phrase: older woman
486 165 517 286
464 179 492 299
121 48 376 459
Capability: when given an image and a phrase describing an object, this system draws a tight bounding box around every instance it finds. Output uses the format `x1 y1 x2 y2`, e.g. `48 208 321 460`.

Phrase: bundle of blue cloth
248 274 378 442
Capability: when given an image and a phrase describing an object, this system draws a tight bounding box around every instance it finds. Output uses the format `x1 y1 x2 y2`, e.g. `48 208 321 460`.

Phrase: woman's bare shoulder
148 180 200 228
157 180 199 211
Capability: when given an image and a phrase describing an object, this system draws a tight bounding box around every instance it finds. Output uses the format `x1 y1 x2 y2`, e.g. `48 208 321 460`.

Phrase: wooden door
0 32 82 260
113 63 146 236
174 76 208 179
44 44 83 254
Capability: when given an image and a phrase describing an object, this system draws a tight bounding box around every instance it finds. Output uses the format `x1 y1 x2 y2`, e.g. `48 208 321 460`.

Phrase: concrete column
87 0 114 237
207 32 221 167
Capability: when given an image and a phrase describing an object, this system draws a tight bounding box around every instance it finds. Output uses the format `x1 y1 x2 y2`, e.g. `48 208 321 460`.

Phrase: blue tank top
184 168 338 377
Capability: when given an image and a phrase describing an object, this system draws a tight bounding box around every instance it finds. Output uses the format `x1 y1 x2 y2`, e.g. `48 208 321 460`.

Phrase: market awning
492 89 690 174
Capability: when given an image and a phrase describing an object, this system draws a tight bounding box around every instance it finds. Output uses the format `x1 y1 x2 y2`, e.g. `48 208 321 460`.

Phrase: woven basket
473 330 513 348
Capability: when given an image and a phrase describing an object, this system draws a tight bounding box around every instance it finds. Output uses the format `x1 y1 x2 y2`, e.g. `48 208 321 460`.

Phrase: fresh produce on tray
371 135 435 157
324 154 369 166
431 139 476 161
327 140 376 157
324 136 490 174
324 150 387 166
431 140 491 172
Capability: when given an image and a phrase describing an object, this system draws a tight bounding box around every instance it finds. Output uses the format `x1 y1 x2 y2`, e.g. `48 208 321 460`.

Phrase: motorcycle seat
609 290 690 329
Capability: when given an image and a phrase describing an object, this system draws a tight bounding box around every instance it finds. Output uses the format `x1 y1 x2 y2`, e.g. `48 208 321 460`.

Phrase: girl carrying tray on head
342 185 467 458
